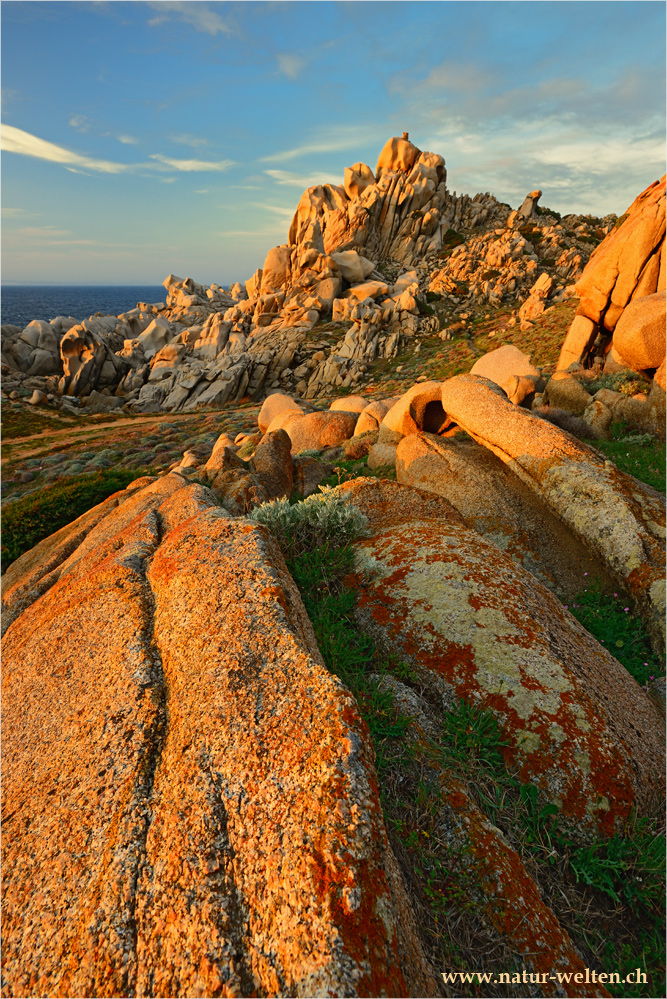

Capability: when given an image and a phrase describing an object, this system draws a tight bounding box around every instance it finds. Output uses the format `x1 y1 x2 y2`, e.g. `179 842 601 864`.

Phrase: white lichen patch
371 540 574 724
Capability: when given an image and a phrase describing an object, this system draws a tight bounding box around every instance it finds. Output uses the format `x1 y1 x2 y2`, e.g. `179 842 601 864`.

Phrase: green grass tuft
1 468 155 573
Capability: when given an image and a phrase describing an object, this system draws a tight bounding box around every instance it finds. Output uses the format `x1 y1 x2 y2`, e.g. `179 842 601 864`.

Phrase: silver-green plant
249 486 369 558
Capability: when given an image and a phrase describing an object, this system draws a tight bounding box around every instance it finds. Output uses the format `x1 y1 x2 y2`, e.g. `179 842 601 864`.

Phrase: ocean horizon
1 284 167 329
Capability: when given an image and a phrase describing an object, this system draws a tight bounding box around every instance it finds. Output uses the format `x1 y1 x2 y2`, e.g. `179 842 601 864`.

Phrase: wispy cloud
276 53 305 81
149 153 234 172
69 113 92 133
2 124 136 174
146 1 232 37
116 133 139 145
264 168 342 188
169 133 209 148
2 125 236 177
259 126 384 164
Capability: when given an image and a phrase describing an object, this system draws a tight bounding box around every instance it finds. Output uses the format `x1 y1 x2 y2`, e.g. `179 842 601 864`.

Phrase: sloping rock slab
440 374 666 652
2 481 436 998
377 674 611 999
352 519 664 838
395 432 613 597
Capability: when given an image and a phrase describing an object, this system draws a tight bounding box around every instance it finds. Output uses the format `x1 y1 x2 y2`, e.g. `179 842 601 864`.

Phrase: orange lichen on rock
353 518 664 837
2 477 439 998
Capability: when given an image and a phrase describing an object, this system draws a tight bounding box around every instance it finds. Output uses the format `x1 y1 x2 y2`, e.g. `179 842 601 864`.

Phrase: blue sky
2 0 665 285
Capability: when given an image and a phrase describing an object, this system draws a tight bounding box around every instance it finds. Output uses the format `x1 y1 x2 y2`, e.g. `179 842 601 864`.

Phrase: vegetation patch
594 422 665 493
567 581 663 686
264 492 666 996
1 468 155 573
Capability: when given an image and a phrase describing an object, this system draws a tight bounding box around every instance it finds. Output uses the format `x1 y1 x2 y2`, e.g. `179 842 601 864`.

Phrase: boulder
249 428 294 500
354 399 393 435
279 410 358 454
136 316 174 359
331 250 375 285
379 381 446 444
395 431 612 596
375 133 422 177
352 518 665 836
543 372 592 416
557 176 666 369
330 395 367 414
517 189 542 220
612 290 666 373
2 480 436 998
440 374 666 650
28 389 48 406
343 161 374 200
258 392 303 434
470 344 540 397
341 280 390 302
260 245 292 294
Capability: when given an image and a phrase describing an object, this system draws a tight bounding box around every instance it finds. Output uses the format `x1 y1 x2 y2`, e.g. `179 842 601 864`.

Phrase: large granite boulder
1 476 438 998
440 375 666 651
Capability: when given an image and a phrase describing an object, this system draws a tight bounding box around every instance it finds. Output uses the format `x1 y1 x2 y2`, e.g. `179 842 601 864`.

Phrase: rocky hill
2 136 666 998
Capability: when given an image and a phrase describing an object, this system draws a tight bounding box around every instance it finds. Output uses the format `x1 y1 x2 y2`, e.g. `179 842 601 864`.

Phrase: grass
279 521 666 998
567 581 663 687
593 422 666 493
1 467 155 573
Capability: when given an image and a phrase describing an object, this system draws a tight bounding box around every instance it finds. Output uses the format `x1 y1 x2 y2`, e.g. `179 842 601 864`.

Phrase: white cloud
116 133 139 145
276 53 305 81
149 153 235 172
169 133 209 148
69 113 92 133
146 1 232 36
259 125 385 164
2 124 135 174
2 125 236 177
264 168 341 189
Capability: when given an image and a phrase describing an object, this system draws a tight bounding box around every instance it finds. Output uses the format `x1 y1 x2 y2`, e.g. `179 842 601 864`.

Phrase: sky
1 0 665 286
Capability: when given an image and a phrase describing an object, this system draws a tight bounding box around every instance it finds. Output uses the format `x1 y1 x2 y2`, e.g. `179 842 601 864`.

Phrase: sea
1 286 167 329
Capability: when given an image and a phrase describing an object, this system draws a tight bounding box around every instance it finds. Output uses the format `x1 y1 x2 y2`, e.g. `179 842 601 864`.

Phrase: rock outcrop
352 516 664 836
1 475 439 999
439 375 666 650
557 176 666 371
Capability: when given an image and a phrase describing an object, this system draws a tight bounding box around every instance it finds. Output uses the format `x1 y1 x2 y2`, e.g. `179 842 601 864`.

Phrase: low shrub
249 486 369 559
1 468 154 573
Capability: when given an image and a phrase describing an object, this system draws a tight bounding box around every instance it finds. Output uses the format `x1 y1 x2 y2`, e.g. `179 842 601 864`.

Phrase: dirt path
2 408 259 465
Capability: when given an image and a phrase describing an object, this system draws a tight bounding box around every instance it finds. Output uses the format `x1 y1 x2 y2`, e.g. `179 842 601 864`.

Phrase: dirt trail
1 409 259 465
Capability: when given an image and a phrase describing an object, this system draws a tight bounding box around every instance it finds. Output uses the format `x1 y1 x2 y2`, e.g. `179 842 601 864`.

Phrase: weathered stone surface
379 381 446 444
612 290 666 372
375 134 422 177
376 673 611 999
2 479 437 998
557 176 666 369
337 476 464 532
280 410 358 454
543 371 592 416
330 394 367 414
249 428 294 500
258 392 303 433
470 344 539 391
355 400 392 435
557 314 598 372
440 375 666 650
352 519 665 836
395 432 612 597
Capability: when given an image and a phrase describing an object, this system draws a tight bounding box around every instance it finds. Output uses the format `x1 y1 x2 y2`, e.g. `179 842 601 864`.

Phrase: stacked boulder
546 177 666 434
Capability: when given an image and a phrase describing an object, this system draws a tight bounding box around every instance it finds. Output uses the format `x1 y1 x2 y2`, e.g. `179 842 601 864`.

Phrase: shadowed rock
440 374 666 651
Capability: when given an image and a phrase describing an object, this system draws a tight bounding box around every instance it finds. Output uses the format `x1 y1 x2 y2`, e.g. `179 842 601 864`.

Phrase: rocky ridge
2 137 666 998
1 133 623 418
